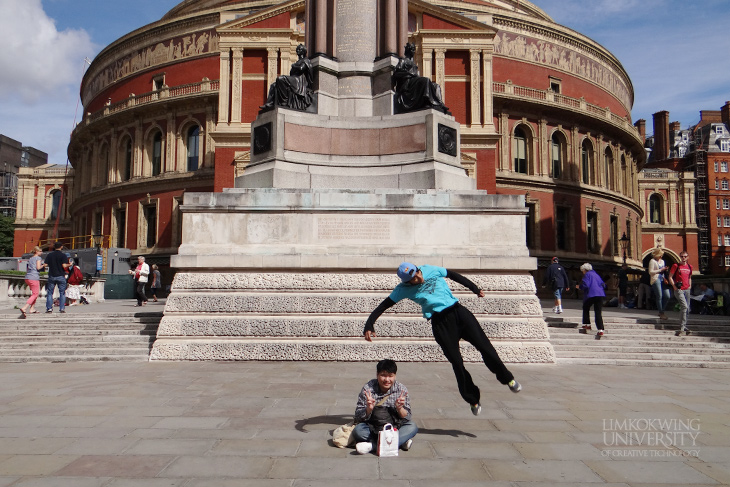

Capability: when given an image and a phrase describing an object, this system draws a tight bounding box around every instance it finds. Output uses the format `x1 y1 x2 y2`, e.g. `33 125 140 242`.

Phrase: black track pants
431 303 514 405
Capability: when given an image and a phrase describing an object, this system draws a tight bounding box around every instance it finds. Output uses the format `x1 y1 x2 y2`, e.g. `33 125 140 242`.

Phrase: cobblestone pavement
0 297 728 485
0 358 728 486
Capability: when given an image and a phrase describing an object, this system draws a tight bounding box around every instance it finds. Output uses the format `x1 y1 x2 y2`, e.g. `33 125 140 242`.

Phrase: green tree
0 215 16 257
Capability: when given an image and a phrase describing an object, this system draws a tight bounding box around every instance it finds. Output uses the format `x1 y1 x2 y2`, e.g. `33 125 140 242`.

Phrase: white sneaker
552 306 558 314
557 306 563 314
355 442 373 454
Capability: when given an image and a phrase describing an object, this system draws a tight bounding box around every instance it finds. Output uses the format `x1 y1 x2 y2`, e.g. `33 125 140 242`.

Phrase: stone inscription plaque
317 216 391 240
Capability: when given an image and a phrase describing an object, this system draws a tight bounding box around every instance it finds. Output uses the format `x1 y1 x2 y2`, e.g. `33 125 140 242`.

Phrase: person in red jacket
668 251 693 336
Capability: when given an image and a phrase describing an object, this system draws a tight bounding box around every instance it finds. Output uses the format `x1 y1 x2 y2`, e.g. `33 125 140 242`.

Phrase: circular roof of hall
161 0 287 20
161 0 553 22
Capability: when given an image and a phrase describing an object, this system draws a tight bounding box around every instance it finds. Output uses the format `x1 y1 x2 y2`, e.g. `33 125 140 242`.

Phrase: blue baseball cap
397 262 418 283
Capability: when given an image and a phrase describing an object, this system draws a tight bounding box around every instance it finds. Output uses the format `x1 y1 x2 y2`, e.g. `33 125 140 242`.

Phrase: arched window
151 132 163 176
123 139 132 181
186 125 200 171
581 140 593 184
514 127 528 174
604 147 614 190
50 190 62 220
649 194 663 224
551 133 564 179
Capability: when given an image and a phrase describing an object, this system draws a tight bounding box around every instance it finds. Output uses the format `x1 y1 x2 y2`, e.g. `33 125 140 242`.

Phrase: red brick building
15 0 646 281
644 103 730 276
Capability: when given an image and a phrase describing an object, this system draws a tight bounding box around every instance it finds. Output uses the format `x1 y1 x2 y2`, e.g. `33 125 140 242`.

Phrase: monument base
245 108 472 190
151 188 554 363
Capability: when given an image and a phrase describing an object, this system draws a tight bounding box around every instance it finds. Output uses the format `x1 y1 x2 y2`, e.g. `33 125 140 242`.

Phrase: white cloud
0 0 94 103
0 0 97 163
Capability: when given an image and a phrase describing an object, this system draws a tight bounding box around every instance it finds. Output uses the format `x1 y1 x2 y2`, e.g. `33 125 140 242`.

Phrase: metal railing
25 234 111 253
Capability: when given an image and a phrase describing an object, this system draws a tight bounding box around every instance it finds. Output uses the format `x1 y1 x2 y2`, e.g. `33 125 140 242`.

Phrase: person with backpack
543 257 570 314
65 258 85 306
668 251 693 336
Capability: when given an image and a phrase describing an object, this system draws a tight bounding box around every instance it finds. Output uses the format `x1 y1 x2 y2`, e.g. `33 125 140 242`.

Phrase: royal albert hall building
22 0 646 283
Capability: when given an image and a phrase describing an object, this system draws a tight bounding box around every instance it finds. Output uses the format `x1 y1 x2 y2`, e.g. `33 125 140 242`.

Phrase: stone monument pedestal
151 1 552 363
150 188 554 363
246 108 472 190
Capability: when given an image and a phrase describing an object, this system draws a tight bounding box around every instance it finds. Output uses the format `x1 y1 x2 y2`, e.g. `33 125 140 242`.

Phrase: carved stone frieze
150 340 555 363
170 272 537 292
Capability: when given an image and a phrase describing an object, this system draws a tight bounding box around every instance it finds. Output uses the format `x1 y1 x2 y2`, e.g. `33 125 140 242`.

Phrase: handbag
332 423 356 448
377 423 399 457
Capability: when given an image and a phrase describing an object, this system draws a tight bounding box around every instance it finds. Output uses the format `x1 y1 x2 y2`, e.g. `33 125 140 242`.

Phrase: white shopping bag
377 423 399 457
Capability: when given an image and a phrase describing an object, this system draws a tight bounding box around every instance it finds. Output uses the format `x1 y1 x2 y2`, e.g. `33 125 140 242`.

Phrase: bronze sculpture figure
393 43 450 115
260 44 314 111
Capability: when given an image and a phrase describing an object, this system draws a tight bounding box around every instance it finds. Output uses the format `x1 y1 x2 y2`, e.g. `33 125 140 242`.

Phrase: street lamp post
619 232 630 264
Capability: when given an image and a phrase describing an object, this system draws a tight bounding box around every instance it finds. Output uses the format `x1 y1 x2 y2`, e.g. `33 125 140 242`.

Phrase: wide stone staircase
548 315 730 368
0 311 161 363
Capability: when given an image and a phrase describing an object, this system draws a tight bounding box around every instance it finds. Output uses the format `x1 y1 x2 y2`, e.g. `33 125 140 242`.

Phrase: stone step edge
555 357 730 368
0 355 151 363
552 350 730 360
150 339 555 363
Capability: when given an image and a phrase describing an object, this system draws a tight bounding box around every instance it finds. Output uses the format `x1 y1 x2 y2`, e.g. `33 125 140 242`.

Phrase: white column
230 48 243 124
166 112 175 173
421 47 433 81
218 50 231 124
482 48 494 129
267 47 279 90
435 48 446 99
470 49 480 127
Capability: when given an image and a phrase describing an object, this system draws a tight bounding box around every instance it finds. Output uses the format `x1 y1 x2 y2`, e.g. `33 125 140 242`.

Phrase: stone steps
152 272 555 363
0 312 161 362
547 316 730 368
556 357 730 368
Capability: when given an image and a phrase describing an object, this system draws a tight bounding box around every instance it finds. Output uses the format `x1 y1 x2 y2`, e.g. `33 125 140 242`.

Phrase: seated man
352 359 418 454
690 283 716 314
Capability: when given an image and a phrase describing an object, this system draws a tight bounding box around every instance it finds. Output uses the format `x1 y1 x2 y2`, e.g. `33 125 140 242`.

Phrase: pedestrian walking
19 246 46 318
617 264 629 309
44 242 70 314
576 263 607 339
363 263 521 417
150 264 161 302
543 257 570 314
129 256 150 306
648 248 670 320
668 251 693 336
636 269 652 309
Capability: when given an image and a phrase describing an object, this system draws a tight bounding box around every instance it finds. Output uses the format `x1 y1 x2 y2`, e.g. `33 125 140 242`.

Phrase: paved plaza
0 298 729 486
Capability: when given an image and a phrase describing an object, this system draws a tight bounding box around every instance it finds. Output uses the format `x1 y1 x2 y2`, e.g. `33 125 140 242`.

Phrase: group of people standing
544 249 697 339
19 243 162 316
19 241 83 317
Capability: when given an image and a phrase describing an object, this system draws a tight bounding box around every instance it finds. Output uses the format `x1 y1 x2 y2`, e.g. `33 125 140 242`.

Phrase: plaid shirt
354 378 411 424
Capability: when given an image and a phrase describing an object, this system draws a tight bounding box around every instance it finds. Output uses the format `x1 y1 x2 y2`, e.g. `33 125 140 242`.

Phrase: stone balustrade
73 79 219 137
493 81 641 143
0 276 106 306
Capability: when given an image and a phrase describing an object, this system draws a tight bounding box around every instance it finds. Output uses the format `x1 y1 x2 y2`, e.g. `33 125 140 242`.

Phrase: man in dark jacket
44 241 70 314
543 257 570 314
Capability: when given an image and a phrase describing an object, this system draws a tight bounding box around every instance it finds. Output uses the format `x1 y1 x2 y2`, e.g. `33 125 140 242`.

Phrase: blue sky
0 0 728 166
